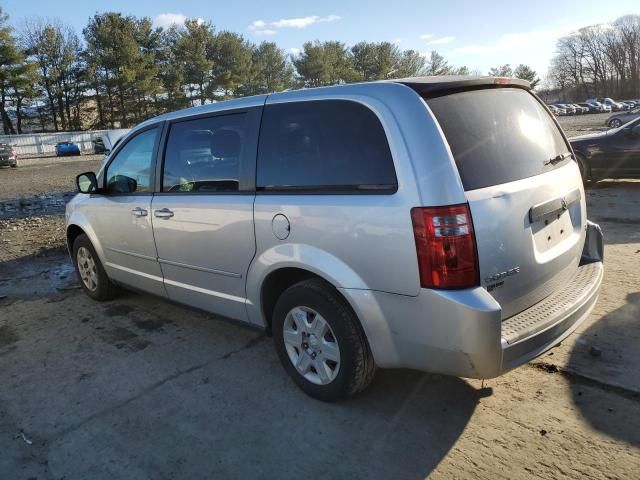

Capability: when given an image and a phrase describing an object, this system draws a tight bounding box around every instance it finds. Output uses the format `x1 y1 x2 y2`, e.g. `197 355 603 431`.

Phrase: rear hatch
425 87 586 319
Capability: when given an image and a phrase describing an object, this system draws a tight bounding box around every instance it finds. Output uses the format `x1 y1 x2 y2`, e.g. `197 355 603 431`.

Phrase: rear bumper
342 222 604 379
500 261 602 373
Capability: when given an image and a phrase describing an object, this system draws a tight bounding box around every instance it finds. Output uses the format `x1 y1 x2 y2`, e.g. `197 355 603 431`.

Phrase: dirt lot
1 122 639 479
556 112 612 138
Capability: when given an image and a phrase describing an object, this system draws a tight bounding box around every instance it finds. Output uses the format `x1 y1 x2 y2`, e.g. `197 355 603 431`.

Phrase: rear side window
162 113 247 193
426 88 570 191
257 100 397 192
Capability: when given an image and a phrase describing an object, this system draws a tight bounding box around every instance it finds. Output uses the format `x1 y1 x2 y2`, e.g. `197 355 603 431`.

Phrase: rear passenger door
253 99 419 295
151 108 262 321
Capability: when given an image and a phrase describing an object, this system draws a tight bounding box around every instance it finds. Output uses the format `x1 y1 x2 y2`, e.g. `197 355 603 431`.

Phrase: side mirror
76 172 98 193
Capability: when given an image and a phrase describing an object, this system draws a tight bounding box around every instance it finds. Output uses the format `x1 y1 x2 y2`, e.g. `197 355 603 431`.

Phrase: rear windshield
426 88 570 191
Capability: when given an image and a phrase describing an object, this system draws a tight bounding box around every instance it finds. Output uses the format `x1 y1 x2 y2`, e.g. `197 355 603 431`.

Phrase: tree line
548 15 640 101
0 8 540 134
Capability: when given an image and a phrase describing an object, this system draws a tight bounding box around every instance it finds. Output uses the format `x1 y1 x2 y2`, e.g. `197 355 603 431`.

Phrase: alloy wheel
282 306 341 385
77 246 98 291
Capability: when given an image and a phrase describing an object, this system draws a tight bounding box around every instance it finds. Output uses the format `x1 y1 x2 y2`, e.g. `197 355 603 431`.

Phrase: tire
10 164 17 168
72 233 119 301
272 278 376 401
608 119 622 128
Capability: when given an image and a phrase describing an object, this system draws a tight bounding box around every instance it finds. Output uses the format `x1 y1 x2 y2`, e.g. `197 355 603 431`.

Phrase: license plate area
531 210 574 252
529 189 581 254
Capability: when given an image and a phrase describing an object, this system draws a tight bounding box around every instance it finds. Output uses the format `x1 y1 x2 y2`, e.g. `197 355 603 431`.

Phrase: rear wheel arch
260 267 365 337
261 267 331 334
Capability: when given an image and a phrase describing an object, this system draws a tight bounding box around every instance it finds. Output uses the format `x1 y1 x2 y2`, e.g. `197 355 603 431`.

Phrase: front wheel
72 233 119 301
273 279 376 401
608 119 622 128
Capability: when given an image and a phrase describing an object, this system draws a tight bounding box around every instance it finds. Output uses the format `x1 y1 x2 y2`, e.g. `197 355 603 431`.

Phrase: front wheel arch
575 153 591 183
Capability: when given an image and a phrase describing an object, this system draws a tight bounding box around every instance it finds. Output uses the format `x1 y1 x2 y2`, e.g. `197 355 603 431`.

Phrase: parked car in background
606 106 640 128
55 141 81 156
0 143 17 168
93 137 106 154
621 101 636 109
66 77 604 401
593 97 628 111
547 105 564 116
578 102 599 113
555 103 576 114
571 103 588 114
571 116 640 181
585 100 610 112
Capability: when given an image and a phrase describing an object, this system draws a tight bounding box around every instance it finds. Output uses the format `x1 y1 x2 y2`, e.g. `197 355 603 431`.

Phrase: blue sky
8 0 640 77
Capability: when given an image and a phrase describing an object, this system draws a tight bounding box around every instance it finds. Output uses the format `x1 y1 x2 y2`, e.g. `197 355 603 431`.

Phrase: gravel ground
0 157 101 200
0 119 639 479
556 112 612 138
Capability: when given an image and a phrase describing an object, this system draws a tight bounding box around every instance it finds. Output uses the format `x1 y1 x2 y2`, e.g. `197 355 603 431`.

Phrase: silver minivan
67 77 604 401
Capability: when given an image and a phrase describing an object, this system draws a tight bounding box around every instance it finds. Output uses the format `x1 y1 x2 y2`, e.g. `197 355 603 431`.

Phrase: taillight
411 204 479 289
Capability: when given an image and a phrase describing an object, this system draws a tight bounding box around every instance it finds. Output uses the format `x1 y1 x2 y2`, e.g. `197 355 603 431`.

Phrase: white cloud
427 36 455 45
419 33 433 40
272 15 341 29
249 20 267 30
153 13 192 28
289 47 301 56
446 23 586 77
154 13 203 28
248 15 341 35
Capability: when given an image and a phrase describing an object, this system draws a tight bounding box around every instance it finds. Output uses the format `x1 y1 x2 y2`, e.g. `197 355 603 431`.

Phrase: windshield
426 88 570 191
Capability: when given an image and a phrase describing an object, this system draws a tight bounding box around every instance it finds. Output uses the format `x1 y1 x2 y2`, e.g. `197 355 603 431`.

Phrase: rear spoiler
393 76 531 97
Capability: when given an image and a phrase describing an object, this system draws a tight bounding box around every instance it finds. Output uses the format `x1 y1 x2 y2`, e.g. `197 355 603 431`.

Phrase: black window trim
255 99 398 195
99 122 164 197
154 106 262 196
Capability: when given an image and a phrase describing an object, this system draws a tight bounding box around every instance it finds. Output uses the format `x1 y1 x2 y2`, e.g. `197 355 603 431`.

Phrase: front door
608 118 640 177
151 108 261 321
89 125 166 297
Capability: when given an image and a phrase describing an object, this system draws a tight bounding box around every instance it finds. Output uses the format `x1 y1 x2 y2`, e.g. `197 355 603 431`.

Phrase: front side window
162 113 247 193
105 128 158 194
257 100 397 192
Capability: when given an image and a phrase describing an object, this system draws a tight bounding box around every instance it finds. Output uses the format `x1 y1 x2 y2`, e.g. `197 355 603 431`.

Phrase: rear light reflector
411 204 480 289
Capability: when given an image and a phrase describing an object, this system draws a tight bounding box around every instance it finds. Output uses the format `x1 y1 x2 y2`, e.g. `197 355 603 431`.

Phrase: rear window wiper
543 152 573 166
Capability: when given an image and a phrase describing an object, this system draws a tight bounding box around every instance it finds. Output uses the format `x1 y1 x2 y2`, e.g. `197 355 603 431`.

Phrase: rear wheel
72 234 119 301
273 279 376 401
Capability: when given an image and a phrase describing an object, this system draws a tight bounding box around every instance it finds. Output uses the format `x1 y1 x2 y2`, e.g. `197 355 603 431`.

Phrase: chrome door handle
154 208 174 219
131 207 148 217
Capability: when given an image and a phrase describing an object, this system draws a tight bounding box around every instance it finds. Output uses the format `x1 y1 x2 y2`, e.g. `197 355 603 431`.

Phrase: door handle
131 207 148 217
154 208 174 219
